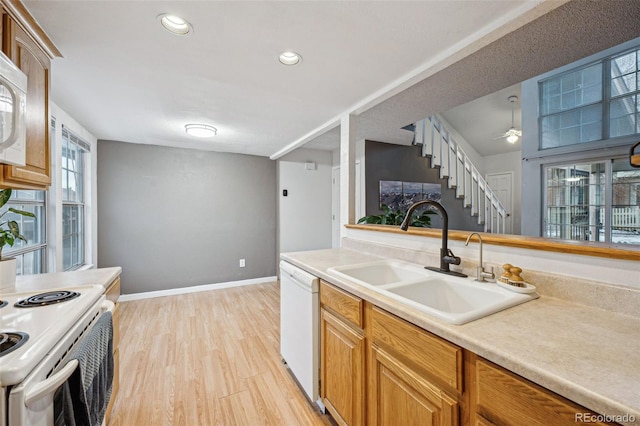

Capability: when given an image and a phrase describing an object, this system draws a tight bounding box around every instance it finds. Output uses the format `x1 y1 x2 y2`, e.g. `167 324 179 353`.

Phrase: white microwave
0 50 27 166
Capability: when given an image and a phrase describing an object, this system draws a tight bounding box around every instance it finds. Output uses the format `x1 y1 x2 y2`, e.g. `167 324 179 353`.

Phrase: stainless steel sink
327 259 538 325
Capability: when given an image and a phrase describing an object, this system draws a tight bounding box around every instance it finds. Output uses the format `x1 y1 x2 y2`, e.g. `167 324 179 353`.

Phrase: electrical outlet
239 259 246 268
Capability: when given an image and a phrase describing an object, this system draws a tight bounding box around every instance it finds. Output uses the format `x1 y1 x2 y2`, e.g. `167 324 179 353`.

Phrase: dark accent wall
365 140 483 232
97 140 277 294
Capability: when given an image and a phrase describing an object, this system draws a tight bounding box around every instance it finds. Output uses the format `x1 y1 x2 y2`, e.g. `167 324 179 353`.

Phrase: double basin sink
327 259 538 325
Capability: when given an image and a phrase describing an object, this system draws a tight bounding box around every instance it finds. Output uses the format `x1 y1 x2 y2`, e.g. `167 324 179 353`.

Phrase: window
544 158 640 245
612 160 640 244
0 190 47 274
539 45 640 149
540 63 603 149
61 127 89 270
610 49 640 137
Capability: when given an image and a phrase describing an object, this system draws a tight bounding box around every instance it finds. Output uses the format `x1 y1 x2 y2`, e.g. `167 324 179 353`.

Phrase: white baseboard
119 276 278 302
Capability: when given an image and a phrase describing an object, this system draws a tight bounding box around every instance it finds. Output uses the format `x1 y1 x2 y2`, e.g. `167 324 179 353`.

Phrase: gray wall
364 141 483 232
97 140 277 294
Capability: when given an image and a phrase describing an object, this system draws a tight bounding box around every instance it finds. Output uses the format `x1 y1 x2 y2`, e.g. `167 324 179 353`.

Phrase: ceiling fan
498 95 522 144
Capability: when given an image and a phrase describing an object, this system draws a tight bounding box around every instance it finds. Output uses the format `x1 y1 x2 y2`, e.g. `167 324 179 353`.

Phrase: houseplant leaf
0 188 35 261
0 188 10 208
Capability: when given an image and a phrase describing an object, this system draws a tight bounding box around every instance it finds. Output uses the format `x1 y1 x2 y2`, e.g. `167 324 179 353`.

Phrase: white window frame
61 126 89 270
538 43 640 152
49 103 98 272
520 37 640 238
1 189 47 274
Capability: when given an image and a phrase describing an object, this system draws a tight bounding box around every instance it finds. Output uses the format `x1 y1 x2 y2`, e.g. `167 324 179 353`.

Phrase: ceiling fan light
504 95 521 144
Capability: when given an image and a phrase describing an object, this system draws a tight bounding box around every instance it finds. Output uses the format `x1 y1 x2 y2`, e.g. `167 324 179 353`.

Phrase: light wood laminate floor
108 282 333 426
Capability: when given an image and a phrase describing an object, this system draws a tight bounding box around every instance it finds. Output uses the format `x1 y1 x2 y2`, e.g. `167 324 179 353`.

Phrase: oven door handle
24 359 79 407
102 299 115 313
24 300 114 406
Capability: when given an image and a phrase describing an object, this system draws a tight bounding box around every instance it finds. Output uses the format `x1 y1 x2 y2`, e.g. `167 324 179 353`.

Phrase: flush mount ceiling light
504 95 522 144
185 124 217 138
278 51 302 66
158 14 193 36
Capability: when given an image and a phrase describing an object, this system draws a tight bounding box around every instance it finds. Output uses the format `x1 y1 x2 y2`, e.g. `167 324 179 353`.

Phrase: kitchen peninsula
282 240 640 426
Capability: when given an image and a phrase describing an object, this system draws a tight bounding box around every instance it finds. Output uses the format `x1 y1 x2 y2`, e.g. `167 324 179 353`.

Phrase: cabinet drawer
320 281 363 328
105 277 120 304
476 358 612 426
372 306 463 394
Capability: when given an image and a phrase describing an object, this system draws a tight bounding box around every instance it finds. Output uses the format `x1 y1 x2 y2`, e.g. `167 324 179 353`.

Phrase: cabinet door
1 16 51 189
475 358 612 426
321 308 366 426
371 346 458 426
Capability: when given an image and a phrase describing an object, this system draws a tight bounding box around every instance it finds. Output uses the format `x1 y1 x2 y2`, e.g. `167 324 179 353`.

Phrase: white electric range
0 285 113 426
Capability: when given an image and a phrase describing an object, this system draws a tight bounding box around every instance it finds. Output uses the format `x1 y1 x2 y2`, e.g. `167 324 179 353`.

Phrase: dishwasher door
279 261 320 403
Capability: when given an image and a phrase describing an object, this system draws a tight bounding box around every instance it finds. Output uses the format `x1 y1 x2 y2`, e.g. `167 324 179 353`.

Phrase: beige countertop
7 266 122 293
282 248 640 425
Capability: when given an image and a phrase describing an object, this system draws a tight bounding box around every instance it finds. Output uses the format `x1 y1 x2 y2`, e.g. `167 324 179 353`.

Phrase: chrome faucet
464 232 495 282
400 200 467 277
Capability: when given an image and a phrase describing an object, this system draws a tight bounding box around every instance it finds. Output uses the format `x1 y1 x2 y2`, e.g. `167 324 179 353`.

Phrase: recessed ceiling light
158 13 192 36
279 51 302 66
185 124 217 138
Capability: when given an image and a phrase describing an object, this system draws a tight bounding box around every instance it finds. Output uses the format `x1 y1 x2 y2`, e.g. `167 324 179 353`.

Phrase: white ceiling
24 0 541 157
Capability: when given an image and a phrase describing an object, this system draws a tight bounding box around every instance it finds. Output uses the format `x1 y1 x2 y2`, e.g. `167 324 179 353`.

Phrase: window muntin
544 159 640 245
540 63 603 149
1 190 46 274
610 48 640 138
61 127 88 270
611 159 640 244
539 45 640 149
544 162 606 241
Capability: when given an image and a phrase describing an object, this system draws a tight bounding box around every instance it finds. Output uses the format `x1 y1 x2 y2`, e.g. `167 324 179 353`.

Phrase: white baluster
415 119 424 148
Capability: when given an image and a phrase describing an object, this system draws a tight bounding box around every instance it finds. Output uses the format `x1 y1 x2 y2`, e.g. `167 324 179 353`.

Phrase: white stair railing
414 115 507 233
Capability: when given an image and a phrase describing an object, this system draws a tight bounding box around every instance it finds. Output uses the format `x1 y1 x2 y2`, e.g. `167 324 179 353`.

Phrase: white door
486 172 513 234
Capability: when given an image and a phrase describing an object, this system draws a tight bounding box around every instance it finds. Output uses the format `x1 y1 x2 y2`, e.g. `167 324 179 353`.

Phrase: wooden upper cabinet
0 1 61 189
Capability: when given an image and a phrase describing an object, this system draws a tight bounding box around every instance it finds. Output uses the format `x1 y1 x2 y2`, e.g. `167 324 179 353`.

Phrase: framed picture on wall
379 180 441 212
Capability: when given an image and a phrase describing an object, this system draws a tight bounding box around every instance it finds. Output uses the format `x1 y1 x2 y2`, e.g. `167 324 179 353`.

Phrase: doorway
486 172 514 234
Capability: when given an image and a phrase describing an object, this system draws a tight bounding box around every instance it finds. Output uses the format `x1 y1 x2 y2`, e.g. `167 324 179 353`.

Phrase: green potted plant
0 188 35 289
357 203 435 227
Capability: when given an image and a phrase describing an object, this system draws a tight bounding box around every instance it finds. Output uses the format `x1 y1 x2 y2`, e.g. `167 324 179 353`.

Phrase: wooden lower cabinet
320 280 366 426
320 281 617 426
371 345 458 426
321 308 366 426
472 356 614 426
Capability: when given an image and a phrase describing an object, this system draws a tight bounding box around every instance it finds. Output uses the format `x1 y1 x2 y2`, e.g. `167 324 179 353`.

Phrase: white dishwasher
279 260 320 405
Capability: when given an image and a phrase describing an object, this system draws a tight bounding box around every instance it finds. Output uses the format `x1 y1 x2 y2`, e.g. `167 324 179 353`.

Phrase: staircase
413 115 508 234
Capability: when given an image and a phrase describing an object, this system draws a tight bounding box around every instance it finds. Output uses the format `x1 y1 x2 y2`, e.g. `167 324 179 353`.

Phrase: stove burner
14 290 80 308
0 332 29 357
0 300 7 308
